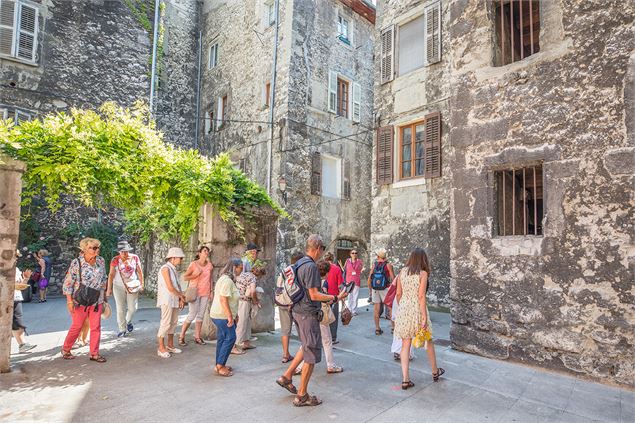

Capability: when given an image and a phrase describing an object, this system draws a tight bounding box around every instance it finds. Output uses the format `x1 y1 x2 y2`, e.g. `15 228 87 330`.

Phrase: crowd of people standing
11 233 443 407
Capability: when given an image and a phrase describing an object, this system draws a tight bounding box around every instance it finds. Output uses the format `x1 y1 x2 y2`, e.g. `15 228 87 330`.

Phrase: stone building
446 0 634 386
0 0 199 287
199 0 376 265
371 0 451 306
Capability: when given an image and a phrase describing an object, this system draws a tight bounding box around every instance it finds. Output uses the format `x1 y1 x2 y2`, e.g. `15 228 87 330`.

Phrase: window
399 121 425 179
0 107 31 123
398 16 425 75
205 110 214 133
337 15 350 44
337 78 349 118
0 0 39 63
208 43 218 69
265 1 276 27
495 165 543 236
494 0 540 66
264 82 271 107
15 109 30 123
216 96 227 129
238 158 247 173
321 155 341 198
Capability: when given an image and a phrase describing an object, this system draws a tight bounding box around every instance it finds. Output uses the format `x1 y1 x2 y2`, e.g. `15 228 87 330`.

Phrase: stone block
604 147 635 176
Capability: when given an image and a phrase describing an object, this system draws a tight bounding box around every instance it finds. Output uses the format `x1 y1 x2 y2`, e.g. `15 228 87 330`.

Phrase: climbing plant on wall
0 102 286 243
123 0 166 78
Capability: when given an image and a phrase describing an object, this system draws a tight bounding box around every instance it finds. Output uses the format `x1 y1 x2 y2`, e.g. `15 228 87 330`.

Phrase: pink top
325 263 343 296
344 259 364 286
188 261 213 297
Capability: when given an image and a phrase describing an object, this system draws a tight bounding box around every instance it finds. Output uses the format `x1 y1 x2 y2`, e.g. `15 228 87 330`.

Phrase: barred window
495 165 543 236
494 0 540 66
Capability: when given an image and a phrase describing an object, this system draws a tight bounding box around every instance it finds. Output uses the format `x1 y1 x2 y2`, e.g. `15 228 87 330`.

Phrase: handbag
185 282 198 303
413 324 433 348
320 302 335 325
72 259 101 308
123 276 141 293
341 305 353 326
384 282 397 306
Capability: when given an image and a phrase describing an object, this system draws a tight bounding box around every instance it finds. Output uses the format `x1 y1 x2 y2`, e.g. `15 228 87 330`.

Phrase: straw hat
102 302 112 319
166 247 185 260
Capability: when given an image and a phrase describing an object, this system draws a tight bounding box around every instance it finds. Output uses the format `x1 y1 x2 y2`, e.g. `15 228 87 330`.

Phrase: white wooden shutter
15 109 30 123
204 112 211 133
0 0 16 57
352 82 361 122
425 2 441 65
380 25 394 83
342 158 351 200
328 70 337 113
216 97 223 129
0 108 8 120
17 2 36 61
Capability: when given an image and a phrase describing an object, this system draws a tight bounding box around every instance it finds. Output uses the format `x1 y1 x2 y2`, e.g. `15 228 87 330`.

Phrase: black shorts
12 302 26 331
292 311 322 365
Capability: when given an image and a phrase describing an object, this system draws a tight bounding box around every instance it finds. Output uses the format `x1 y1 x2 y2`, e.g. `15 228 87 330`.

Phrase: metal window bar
520 0 524 60
533 165 537 236
529 0 534 55
512 169 516 235
510 0 514 64
500 0 505 66
523 167 527 235
502 170 506 236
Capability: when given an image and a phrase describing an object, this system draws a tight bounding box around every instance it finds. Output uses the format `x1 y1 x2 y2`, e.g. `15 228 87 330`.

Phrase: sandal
375 329 383 335
433 368 445 382
231 347 245 355
276 376 297 394
294 367 302 376
393 353 400 361
281 355 294 363
89 355 107 363
401 381 415 390
178 337 188 346
61 349 75 360
293 394 322 407
194 338 206 345
327 366 344 374
215 366 233 377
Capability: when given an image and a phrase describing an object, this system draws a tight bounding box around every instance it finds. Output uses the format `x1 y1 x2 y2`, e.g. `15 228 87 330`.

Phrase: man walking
343 249 363 315
276 234 347 407
367 248 394 335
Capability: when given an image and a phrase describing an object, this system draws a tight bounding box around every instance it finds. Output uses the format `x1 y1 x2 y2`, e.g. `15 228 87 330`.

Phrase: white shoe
19 343 36 353
157 350 171 358
166 346 182 354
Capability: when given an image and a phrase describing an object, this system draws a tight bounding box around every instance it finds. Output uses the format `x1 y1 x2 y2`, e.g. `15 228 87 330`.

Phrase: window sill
490 236 543 257
338 35 351 45
0 55 38 67
391 177 426 189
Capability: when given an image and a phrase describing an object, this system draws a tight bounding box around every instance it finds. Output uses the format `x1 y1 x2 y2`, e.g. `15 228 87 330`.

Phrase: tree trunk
0 156 25 373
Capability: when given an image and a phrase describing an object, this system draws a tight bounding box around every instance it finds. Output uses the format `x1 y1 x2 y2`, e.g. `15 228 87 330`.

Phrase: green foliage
123 0 165 79
0 102 286 243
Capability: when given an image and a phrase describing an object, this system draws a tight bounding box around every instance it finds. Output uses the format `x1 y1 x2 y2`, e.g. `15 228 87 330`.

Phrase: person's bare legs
297 363 314 397
282 335 290 358
283 347 304 380
167 334 175 349
374 302 381 331
401 338 412 382
80 320 89 344
194 321 203 339
12 329 25 345
158 337 168 353
425 340 439 374
179 321 191 340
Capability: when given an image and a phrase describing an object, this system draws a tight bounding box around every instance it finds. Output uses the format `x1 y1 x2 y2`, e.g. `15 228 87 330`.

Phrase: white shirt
156 262 181 308
14 267 23 302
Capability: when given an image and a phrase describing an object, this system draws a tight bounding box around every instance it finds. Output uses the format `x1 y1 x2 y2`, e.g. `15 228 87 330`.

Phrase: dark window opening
337 78 349 118
496 165 543 236
494 0 540 66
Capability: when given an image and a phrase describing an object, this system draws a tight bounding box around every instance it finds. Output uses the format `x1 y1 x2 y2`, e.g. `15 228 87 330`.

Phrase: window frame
494 164 544 237
0 0 39 65
265 1 276 27
208 42 218 69
396 13 426 77
264 81 271 108
321 154 342 199
337 14 350 45
493 0 540 67
336 77 349 118
398 120 426 180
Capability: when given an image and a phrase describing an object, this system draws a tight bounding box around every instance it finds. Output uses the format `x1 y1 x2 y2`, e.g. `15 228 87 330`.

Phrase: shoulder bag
73 258 101 308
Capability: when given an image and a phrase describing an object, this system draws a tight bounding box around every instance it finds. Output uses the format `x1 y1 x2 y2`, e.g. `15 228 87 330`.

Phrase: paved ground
1 290 633 423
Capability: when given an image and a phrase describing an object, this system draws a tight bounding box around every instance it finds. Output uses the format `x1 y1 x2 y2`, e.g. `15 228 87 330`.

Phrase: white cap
166 247 185 259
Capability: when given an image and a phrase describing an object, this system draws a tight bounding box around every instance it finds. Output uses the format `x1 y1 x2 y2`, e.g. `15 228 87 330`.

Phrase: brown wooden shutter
376 126 393 185
380 26 394 83
426 2 441 65
342 158 351 200
424 112 441 178
311 152 322 195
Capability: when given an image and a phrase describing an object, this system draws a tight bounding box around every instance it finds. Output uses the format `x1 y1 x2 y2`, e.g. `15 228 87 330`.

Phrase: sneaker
332 340 340 345
166 346 182 354
19 343 36 353
157 350 171 358
127 323 134 333
117 331 127 338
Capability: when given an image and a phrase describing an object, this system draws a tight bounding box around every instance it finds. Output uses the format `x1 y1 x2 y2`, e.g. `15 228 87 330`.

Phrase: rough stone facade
371 0 451 306
200 0 375 268
446 0 635 386
1 0 199 288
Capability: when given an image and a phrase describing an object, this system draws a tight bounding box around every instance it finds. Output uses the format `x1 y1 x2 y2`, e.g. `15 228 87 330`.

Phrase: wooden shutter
424 112 441 178
342 158 351 200
376 126 393 185
311 152 322 195
380 26 394 83
0 108 8 120
426 2 441 65
216 97 223 129
15 110 30 123
17 3 36 61
0 0 16 57
352 82 361 122
328 70 337 113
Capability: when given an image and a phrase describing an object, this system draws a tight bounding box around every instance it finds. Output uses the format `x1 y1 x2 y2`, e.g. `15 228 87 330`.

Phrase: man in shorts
367 248 394 336
276 235 347 407
279 251 305 363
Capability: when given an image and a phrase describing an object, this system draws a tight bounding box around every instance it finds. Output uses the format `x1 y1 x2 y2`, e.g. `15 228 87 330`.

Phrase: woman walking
395 248 444 389
35 249 52 303
209 258 243 377
234 261 265 352
179 246 213 346
317 260 345 374
156 247 186 358
60 238 108 363
106 241 144 338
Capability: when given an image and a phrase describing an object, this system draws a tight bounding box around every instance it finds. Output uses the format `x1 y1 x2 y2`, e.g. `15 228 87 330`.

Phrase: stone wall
447 0 635 386
371 0 451 306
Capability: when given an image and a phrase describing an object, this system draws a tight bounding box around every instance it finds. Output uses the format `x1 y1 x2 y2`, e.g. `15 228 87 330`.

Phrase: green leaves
0 102 286 243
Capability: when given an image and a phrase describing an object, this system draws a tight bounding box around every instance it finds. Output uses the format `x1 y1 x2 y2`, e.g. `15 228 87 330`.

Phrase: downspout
149 0 161 115
194 30 202 150
267 0 280 194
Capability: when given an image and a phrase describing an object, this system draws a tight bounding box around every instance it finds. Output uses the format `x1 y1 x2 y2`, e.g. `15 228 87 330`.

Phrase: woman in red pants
61 237 108 363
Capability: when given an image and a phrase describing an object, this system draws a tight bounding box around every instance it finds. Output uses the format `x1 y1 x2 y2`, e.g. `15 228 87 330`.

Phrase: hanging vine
123 0 166 79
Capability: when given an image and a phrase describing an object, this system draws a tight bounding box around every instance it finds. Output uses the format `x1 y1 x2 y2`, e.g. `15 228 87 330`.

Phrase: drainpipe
266 0 280 194
149 0 161 115
194 30 202 150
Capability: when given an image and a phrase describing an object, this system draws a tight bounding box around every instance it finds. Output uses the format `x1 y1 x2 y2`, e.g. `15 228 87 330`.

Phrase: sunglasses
90 246 101 251
319 245 326 251
351 252 358 255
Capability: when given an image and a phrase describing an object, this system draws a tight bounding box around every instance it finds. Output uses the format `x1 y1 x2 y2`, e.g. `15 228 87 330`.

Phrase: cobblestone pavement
1 291 633 422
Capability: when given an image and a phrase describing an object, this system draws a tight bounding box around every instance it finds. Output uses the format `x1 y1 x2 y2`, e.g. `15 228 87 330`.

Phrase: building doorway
335 239 355 268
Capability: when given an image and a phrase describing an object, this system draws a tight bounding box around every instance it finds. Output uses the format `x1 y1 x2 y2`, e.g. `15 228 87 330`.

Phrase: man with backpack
367 248 395 336
275 234 348 407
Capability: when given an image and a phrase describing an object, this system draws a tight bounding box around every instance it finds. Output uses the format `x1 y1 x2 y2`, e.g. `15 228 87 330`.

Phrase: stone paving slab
0 294 632 423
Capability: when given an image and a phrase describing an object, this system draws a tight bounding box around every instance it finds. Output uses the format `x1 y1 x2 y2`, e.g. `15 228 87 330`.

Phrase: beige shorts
371 289 388 304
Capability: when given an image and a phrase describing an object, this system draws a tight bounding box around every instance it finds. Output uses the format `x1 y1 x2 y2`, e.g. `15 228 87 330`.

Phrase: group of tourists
12 233 444 407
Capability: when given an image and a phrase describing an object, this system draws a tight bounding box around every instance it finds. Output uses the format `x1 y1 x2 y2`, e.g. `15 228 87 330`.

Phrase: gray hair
306 234 323 251
220 258 243 281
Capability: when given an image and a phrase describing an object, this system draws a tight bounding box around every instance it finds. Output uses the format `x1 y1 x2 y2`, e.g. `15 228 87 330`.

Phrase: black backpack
72 258 101 309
